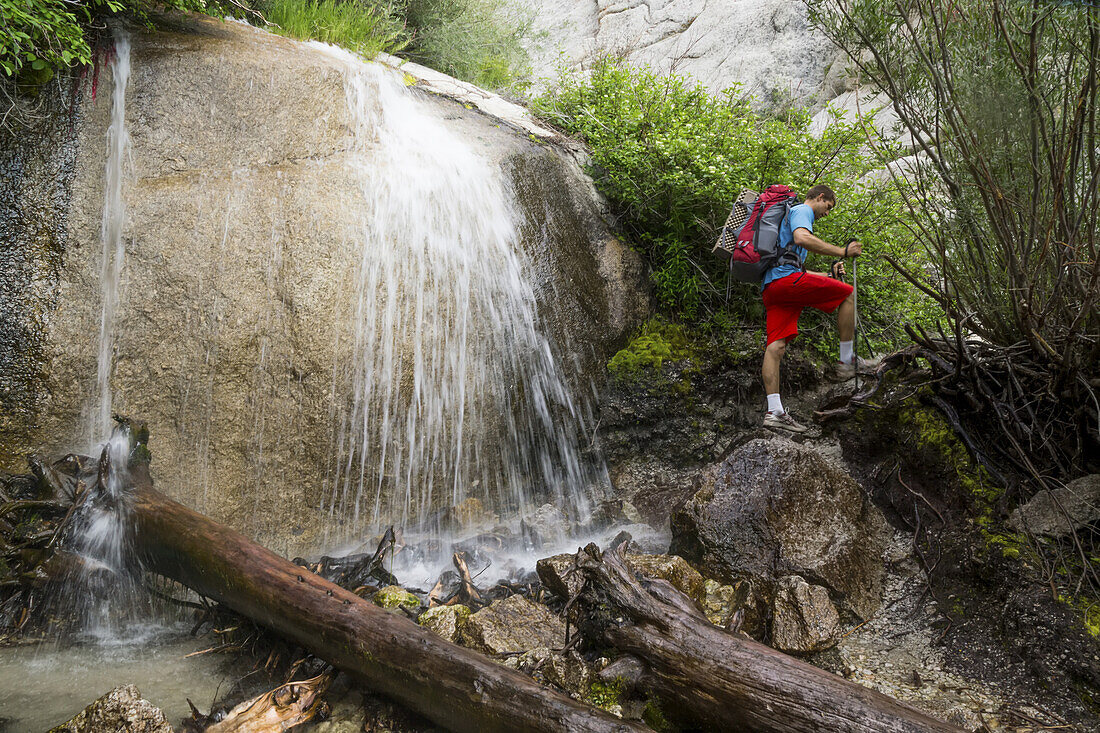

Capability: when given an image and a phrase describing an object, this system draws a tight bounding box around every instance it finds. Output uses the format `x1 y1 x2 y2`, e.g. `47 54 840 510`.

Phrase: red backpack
712 184 801 282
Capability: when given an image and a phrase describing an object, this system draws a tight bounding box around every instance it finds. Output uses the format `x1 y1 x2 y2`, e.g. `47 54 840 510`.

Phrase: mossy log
575 541 965 733
127 462 643 733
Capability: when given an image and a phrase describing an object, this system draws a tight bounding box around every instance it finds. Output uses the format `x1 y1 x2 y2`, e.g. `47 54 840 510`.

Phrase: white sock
839 340 854 364
767 393 784 414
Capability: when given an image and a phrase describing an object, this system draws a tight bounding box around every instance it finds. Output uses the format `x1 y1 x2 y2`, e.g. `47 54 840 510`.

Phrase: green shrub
0 0 208 78
403 0 531 91
534 57 936 350
256 0 407 57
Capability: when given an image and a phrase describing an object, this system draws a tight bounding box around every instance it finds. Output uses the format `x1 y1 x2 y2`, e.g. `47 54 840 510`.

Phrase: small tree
808 0 1100 482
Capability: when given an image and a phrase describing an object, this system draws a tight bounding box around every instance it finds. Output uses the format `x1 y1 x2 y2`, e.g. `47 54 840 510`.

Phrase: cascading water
58 29 148 642
91 28 132 447
315 46 607 541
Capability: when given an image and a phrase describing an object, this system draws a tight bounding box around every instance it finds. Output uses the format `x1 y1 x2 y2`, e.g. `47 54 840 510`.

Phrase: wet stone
625 553 705 602
417 604 471 643
771 575 841 654
372 586 421 612
536 553 582 600
47 684 172 733
461 594 566 654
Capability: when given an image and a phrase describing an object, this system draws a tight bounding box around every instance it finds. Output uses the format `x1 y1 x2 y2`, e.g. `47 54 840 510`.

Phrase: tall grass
403 0 531 92
260 0 408 58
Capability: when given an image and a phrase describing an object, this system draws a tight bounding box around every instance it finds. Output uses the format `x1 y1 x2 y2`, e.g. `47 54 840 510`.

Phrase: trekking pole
852 257 859 391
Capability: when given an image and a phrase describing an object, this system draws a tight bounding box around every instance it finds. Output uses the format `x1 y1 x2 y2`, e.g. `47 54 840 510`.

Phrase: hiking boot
763 411 809 434
832 356 882 381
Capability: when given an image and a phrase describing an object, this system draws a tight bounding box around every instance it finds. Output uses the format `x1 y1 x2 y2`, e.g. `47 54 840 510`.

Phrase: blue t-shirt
762 203 813 288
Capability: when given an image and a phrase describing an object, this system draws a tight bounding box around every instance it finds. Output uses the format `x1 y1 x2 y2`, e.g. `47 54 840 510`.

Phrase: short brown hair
805 184 836 203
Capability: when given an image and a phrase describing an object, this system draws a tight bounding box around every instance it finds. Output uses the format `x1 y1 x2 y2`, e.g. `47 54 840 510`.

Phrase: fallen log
128 461 643 733
574 541 965 733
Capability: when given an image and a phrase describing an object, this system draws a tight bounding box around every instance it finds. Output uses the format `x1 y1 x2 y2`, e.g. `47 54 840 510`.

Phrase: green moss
607 318 694 379
585 678 624 712
1058 594 1100 640
642 696 673 732
372 585 421 611
900 404 1002 507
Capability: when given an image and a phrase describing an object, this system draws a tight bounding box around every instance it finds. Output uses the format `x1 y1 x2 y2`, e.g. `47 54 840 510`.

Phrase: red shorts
762 272 854 345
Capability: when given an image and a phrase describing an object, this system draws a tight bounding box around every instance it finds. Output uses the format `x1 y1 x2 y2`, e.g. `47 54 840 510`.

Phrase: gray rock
624 553 704 602
2 15 647 551
48 685 172 733
670 438 887 620
536 553 582 600
700 578 764 638
522 0 838 109
461 594 567 654
523 503 572 546
417 604 472 642
1008 474 1100 538
771 575 841 654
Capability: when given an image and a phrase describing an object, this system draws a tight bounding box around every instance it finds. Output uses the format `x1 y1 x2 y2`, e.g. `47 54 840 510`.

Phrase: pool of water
0 628 236 731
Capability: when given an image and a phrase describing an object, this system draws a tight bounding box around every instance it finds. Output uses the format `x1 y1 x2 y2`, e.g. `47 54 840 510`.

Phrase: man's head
804 184 836 218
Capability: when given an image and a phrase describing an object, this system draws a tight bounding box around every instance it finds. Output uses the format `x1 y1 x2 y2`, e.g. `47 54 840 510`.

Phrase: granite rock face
2 15 647 553
670 438 887 620
520 0 843 108
771 574 841 654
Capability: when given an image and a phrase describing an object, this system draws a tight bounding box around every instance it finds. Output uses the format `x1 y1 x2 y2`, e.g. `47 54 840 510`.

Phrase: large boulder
47 685 171 733
670 438 887 620
1007 474 1100 539
1 15 647 552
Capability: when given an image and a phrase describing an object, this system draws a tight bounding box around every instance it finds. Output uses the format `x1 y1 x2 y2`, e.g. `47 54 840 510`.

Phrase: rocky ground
10 330 1100 732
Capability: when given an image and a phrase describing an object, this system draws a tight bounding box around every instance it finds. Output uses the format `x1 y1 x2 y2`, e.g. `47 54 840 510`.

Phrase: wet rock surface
460 594 567 654
670 437 888 621
47 684 172 733
417 604 471 643
770 575 840 654
4 14 647 553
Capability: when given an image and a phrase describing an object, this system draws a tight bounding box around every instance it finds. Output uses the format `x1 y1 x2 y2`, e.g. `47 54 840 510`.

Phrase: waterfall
314 46 605 539
91 29 131 446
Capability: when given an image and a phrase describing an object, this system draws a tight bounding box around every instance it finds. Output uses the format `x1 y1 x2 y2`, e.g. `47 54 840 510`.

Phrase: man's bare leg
837 292 855 342
762 338 787 397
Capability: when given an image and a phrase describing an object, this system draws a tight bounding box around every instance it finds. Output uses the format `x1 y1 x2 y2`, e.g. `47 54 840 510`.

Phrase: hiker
760 184 863 434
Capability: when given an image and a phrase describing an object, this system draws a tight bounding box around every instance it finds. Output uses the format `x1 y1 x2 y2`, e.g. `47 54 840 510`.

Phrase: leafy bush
403 0 531 91
534 57 935 350
0 0 207 78
257 0 407 57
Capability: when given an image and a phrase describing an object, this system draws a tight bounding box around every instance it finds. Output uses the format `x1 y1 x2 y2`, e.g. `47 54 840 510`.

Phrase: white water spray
91 29 132 446
315 47 605 538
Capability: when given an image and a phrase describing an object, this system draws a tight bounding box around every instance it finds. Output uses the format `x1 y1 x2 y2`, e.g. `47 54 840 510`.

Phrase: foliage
256 0 407 57
0 0 208 78
806 0 1100 409
402 0 531 92
607 318 694 378
534 56 935 351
